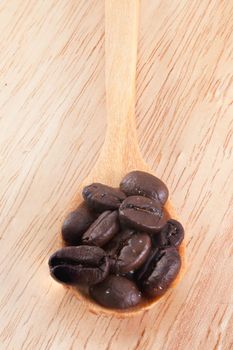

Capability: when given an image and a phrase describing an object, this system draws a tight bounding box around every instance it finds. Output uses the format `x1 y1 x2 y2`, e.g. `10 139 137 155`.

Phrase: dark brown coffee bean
154 219 184 248
109 232 152 274
135 248 159 282
138 247 181 298
48 246 109 285
82 183 126 212
104 228 134 257
82 211 119 247
62 204 97 245
119 196 166 233
89 275 142 309
120 171 169 205
104 229 134 271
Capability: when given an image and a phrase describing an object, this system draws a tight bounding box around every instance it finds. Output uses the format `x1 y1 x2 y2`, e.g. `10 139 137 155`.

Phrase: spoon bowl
59 0 186 317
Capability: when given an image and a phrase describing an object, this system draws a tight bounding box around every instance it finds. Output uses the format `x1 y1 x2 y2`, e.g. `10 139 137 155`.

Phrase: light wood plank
0 1 232 349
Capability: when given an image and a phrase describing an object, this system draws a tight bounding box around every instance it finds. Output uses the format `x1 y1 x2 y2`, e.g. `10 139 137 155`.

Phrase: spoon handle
103 0 140 161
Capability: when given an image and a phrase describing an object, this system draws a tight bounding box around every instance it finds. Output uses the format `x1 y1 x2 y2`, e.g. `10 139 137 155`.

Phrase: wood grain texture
0 0 232 349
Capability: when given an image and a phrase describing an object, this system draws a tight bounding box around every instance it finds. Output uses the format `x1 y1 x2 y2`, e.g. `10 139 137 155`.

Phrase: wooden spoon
65 0 185 317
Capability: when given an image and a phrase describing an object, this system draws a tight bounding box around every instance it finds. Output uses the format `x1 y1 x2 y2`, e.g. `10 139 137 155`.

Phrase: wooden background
0 1 233 349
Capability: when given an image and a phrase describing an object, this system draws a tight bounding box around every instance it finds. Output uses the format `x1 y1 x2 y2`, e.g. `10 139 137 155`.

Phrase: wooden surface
0 0 233 349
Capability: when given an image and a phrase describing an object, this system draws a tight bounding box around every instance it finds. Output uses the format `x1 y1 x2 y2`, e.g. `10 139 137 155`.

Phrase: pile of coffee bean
49 171 184 309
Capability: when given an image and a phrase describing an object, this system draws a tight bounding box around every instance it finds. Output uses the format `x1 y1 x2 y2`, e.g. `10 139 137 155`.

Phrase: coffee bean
119 196 166 233
104 228 134 257
120 171 169 205
89 275 142 309
154 219 184 248
108 232 152 274
135 248 159 282
82 183 126 212
138 247 181 298
82 211 119 247
62 204 97 245
48 246 109 285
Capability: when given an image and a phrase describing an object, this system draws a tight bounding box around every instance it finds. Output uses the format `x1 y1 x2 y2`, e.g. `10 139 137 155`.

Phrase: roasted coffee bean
82 211 119 247
104 229 134 271
138 247 181 298
120 171 169 205
62 204 97 245
154 219 184 248
104 229 134 257
108 232 152 274
82 183 126 212
119 196 166 233
48 246 109 285
90 275 142 309
135 248 159 282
